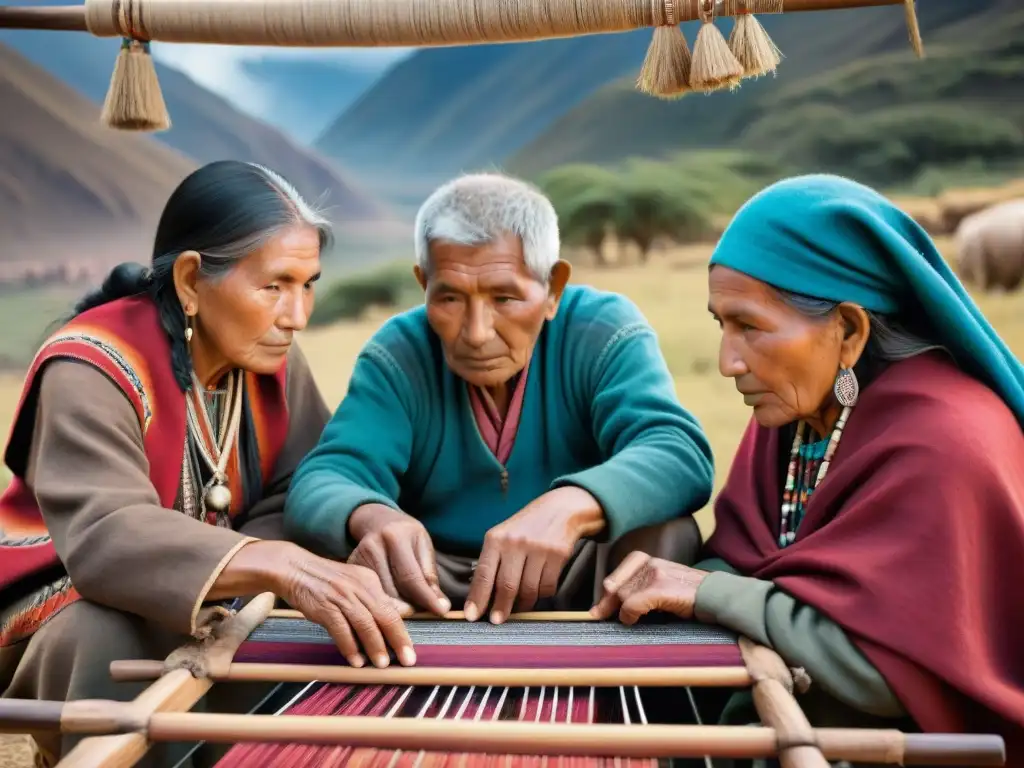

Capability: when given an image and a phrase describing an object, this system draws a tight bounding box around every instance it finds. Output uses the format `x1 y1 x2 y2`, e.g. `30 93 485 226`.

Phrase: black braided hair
63 159 334 507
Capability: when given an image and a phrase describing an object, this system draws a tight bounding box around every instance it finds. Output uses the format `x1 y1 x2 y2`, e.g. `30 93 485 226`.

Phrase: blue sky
152 44 414 119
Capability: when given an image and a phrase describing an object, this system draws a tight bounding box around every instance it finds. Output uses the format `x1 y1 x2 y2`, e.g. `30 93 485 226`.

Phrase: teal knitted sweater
284 284 714 559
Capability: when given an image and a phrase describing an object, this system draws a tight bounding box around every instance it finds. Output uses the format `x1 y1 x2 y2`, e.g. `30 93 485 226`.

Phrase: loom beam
0 0 910 41
2 703 1004 766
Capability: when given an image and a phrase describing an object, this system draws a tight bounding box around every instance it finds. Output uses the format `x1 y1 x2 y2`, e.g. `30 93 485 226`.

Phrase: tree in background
614 160 715 262
538 154 753 266
539 164 622 265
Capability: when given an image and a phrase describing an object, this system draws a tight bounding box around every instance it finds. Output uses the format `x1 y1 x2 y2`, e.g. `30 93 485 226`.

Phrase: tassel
637 25 692 99
689 7 744 93
728 9 782 78
100 38 171 132
904 0 925 58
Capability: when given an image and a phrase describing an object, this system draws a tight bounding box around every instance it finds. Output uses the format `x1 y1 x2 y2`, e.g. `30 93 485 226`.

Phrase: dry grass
1 238 1023 766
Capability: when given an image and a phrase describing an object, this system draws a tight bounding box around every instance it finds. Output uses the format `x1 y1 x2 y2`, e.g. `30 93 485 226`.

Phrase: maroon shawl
707 352 1024 757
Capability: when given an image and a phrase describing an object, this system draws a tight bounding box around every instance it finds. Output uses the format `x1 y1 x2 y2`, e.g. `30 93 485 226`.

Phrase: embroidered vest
0 296 290 646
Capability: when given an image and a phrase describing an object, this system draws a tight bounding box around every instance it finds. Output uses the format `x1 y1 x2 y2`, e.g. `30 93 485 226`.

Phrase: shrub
539 159 721 264
309 262 420 326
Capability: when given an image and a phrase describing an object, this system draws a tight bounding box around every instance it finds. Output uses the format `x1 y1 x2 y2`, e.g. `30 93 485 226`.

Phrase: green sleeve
693 560 906 718
552 324 714 543
283 344 413 560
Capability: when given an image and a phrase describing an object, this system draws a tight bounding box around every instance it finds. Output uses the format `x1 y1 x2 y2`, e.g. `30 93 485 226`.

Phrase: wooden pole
0 0 909 38
109 660 755 688
9 708 1007 768
142 716 1006 765
1 702 1007 766
0 5 84 30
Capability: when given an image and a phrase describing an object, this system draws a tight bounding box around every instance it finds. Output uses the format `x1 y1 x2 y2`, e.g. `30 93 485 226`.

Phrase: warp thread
216 684 662 768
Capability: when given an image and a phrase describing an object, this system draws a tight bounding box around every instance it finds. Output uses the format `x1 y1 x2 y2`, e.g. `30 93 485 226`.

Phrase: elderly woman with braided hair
593 175 1024 761
0 160 415 764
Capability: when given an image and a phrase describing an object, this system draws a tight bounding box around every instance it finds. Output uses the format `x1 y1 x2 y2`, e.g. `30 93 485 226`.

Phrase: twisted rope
86 0 659 45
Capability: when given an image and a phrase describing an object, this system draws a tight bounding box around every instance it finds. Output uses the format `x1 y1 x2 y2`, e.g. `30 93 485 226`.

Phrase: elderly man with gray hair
285 172 713 661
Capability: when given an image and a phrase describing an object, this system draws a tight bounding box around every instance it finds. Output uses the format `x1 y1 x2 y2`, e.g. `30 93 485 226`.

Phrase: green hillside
508 0 1023 191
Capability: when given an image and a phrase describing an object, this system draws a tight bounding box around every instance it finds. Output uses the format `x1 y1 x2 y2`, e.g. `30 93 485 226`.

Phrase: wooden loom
0 593 1005 768
0 0 926 132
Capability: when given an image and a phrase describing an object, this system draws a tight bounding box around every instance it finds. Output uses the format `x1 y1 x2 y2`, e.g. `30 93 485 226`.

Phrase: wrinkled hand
589 551 708 624
465 486 604 623
348 504 450 616
279 548 416 669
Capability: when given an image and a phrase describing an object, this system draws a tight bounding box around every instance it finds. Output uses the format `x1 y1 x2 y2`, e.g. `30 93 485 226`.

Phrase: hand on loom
277 545 417 669
465 486 605 624
347 503 451 616
589 552 709 624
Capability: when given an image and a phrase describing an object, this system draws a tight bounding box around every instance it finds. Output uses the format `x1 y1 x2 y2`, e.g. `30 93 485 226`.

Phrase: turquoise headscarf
709 173 1024 426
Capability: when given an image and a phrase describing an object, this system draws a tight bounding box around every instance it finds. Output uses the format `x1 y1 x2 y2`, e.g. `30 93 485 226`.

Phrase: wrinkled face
418 233 563 388
708 266 845 429
191 225 322 375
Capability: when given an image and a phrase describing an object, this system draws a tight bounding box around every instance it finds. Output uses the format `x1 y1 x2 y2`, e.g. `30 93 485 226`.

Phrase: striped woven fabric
234 618 742 668
216 620 740 766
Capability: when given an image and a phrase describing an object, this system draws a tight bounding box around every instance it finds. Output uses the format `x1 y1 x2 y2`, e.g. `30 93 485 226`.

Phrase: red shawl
0 296 290 645
707 351 1024 759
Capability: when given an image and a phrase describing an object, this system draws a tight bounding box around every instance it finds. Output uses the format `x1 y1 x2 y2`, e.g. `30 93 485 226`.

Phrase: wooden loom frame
0 593 1006 768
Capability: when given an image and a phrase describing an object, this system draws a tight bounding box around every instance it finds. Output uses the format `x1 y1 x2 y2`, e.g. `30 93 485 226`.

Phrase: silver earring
834 366 859 408
184 313 194 344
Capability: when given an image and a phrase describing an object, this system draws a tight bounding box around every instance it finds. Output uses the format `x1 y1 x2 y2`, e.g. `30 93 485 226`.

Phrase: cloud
152 44 413 118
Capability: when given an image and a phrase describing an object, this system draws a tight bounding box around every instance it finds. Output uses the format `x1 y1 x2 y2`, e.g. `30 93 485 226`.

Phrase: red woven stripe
234 641 742 668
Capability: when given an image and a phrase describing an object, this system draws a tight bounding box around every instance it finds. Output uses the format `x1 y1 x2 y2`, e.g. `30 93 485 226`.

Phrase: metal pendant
205 481 232 514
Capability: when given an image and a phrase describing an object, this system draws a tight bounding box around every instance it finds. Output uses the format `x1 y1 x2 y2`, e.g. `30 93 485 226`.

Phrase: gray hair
414 173 560 282
196 162 334 281
72 160 335 393
777 289 945 363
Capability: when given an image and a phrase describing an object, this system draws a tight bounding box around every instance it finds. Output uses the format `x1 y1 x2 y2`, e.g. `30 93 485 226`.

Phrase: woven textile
235 619 742 668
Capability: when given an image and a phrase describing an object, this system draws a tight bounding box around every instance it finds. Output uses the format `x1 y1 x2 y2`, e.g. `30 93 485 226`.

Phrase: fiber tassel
904 0 925 58
690 17 744 93
100 38 171 131
637 25 692 99
729 12 782 78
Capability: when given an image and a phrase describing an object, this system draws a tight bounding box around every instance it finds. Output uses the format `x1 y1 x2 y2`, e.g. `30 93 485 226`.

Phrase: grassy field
1 236 1023 765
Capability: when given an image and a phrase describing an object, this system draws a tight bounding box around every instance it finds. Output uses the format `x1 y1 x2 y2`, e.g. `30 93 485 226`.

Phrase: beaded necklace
778 405 852 547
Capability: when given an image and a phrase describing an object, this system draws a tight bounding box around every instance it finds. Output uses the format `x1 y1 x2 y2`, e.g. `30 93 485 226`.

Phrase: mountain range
1 0 1018 272
509 0 1022 177
307 0 1018 201
0 42 198 276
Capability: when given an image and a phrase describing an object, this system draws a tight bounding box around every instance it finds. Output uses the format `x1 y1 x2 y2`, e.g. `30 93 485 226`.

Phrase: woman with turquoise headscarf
592 175 1024 758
